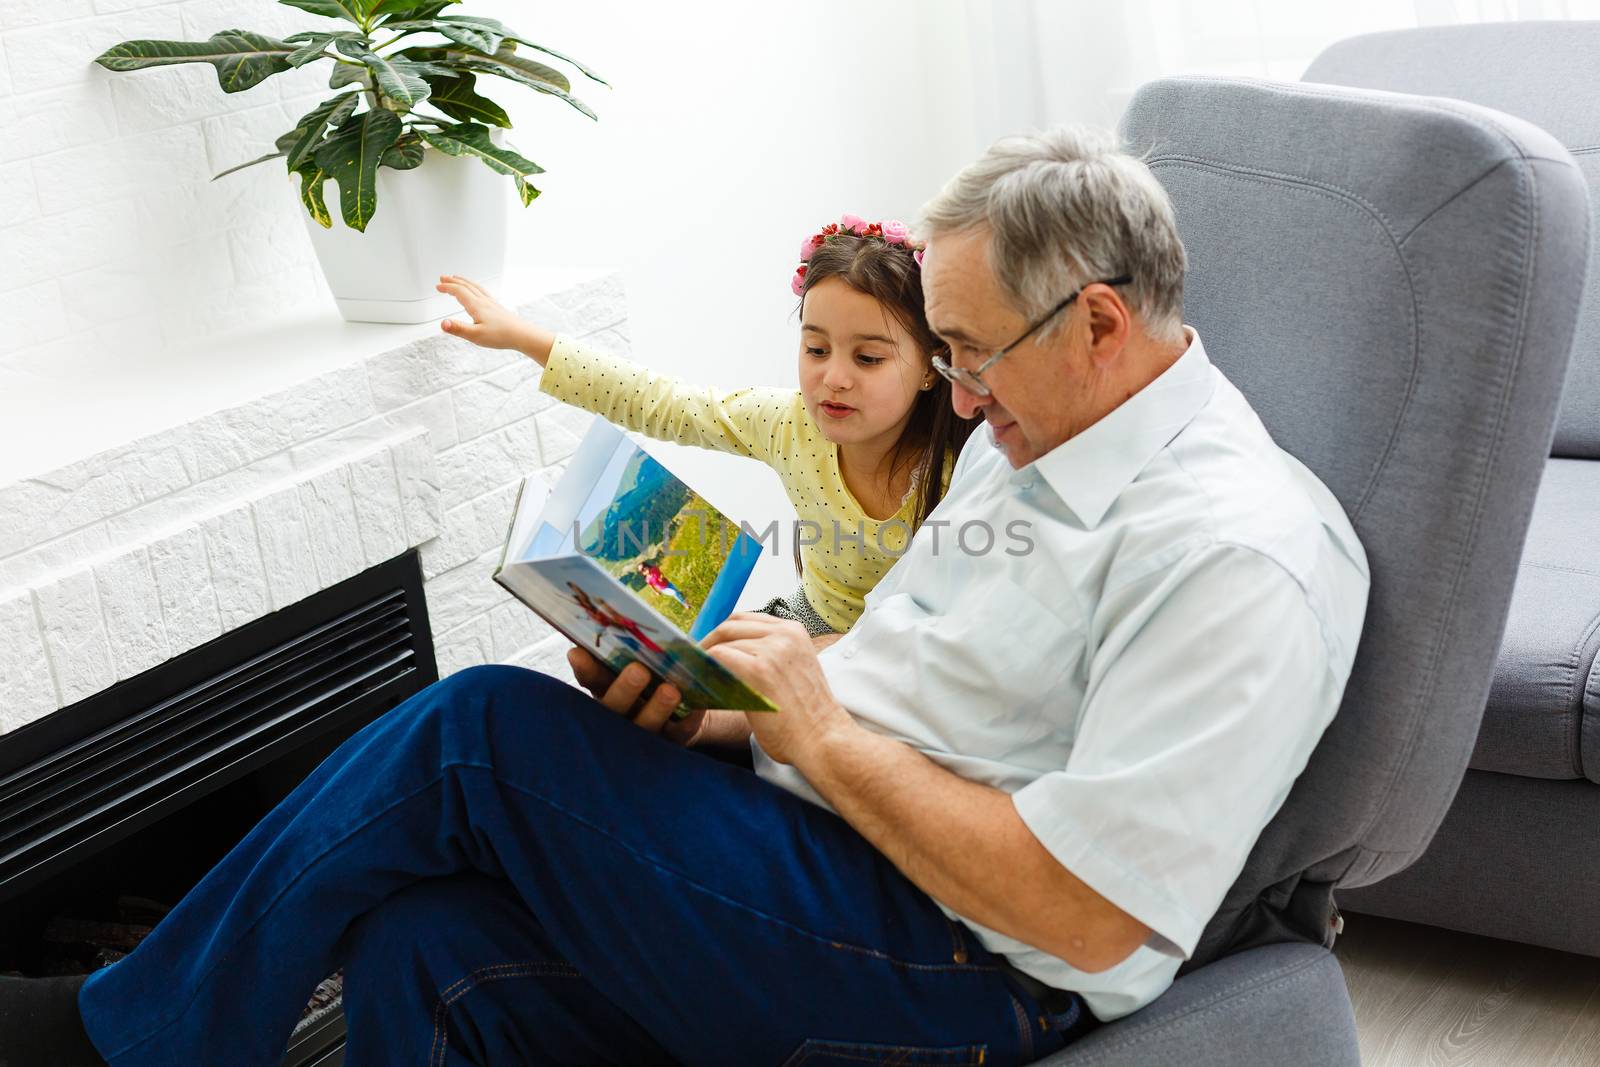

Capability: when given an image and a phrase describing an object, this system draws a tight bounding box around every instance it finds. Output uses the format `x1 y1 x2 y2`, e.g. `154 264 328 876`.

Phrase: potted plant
96 0 606 323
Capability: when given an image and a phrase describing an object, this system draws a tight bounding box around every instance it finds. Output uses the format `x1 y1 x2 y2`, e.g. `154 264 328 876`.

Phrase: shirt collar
1022 328 1216 529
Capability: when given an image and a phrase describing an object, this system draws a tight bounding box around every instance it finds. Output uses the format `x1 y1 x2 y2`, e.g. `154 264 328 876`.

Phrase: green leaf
381 133 425 169
456 49 596 121
380 16 497 54
371 0 458 21
294 160 335 228
95 30 294 93
394 44 597 119
213 149 285 180
278 0 375 27
335 38 431 108
398 59 459 78
416 122 543 205
282 30 366 67
314 108 402 230
328 62 371 90
423 72 510 127
286 38 328 67
279 91 361 170
326 89 363 120
412 35 569 92
484 44 570 94
433 15 609 85
434 20 500 54
415 122 543 175
384 16 496 53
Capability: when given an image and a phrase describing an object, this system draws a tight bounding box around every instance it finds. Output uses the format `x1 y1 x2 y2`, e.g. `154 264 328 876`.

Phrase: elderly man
4 127 1367 1067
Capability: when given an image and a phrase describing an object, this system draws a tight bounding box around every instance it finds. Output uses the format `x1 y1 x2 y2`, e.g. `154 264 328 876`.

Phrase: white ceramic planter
299 135 510 324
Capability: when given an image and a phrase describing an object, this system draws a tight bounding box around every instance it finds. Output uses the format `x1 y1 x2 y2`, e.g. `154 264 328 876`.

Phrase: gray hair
919 126 1186 345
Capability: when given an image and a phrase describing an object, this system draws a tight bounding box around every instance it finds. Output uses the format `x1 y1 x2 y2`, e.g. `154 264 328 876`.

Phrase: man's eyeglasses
930 275 1133 398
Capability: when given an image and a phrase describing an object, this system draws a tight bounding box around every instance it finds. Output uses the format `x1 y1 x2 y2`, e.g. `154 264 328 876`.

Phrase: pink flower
791 265 808 296
913 248 925 267
799 234 822 262
840 213 866 235
881 220 909 245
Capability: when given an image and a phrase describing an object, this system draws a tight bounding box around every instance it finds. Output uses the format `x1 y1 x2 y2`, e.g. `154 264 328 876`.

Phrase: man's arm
799 721 1151 973
702 615 1151 974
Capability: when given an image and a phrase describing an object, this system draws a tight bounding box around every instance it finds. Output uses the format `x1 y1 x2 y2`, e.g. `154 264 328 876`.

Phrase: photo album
495 420 777 713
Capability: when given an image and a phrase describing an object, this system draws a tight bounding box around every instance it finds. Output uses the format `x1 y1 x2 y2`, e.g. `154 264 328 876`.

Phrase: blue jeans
78 665 1091 1065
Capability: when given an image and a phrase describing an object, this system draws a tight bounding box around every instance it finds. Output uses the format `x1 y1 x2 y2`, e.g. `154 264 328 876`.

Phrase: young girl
436 214 977 636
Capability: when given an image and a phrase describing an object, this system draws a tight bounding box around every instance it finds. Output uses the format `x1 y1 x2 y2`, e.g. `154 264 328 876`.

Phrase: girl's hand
436 274 555 366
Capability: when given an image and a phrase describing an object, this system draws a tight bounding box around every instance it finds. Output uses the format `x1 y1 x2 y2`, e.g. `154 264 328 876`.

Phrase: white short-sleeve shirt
753 330 1371 1021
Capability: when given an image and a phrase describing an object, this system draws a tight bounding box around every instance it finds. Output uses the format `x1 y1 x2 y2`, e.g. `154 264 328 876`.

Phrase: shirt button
841 645 858 659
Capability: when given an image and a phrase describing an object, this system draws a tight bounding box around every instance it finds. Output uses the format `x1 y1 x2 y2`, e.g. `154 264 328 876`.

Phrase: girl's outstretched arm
540 336 799 465
439 274 800 465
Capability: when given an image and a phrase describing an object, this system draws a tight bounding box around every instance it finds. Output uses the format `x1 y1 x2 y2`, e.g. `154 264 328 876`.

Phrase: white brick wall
0 277 621 732
0 0 345 374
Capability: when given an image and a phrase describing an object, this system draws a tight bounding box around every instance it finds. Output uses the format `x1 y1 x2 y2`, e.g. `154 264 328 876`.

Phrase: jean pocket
778 1039 988 1066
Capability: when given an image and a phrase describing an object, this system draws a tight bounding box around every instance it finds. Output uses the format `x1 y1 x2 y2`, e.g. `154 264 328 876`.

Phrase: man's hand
701 613 854 765
566 646 747 747
436 274 555 366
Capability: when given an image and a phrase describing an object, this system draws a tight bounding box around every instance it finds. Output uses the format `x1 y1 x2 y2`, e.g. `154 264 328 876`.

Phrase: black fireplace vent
0 549 438 905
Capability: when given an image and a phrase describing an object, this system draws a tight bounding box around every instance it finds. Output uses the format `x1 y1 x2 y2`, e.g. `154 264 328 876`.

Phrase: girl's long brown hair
794 236 978 572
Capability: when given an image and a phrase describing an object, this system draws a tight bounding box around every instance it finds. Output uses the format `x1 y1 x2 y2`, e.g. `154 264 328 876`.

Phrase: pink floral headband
792 213 926 296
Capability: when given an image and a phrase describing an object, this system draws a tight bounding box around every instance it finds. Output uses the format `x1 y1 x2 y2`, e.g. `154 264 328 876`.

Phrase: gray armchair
1304 21 1600 958
1034 73 1588 1065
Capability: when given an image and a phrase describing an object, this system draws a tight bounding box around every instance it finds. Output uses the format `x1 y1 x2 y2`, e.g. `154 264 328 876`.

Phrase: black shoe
0 973 107 1067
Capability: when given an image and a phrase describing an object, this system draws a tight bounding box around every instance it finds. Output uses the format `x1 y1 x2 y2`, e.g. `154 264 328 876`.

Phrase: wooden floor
1335 913 1600 1065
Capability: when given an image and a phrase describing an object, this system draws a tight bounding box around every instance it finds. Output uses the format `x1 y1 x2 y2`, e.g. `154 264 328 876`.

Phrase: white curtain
951 0 1600 152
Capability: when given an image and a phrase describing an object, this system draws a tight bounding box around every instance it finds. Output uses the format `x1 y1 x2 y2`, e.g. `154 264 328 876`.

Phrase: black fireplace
0 549 438 1066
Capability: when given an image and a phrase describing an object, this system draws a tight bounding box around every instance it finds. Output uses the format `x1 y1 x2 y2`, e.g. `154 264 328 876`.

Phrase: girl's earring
921 377 934 390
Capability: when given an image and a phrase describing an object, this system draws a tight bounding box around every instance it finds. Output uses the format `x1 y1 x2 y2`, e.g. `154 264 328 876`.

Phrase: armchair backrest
1118 75 1588 966
1306 22 1600 458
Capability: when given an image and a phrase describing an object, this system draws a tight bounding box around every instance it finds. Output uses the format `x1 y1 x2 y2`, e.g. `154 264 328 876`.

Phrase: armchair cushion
1038 944 1358 1067
1474 458 1600 782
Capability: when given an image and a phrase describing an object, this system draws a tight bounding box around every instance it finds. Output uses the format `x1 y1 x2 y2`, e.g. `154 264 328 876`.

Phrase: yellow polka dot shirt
538 334 952 634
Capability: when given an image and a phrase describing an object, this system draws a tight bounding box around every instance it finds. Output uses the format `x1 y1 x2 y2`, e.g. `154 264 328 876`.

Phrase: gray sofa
1032 73 1589 1064
1304 22 1600 957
